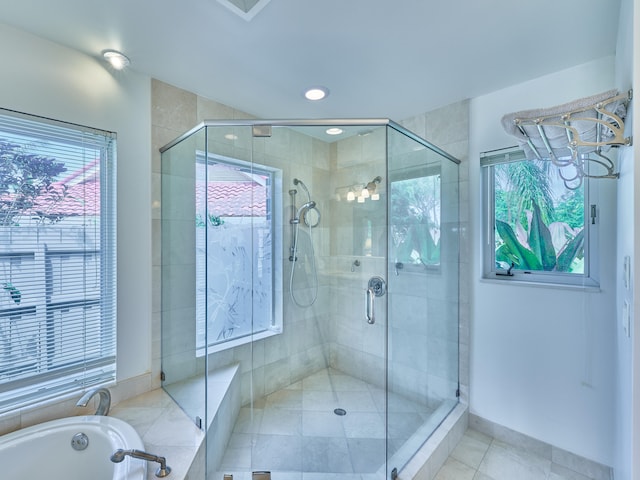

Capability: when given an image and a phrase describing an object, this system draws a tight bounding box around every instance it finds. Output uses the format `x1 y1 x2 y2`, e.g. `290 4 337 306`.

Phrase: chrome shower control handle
365 276 386 325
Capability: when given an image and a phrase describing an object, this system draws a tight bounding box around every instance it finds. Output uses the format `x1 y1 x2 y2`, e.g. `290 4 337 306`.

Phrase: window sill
480 276 601 293
196 327 282 357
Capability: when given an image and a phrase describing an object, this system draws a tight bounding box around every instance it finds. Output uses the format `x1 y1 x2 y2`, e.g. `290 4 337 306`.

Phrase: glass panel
386 125 459 475
160 121 460 480
161 127 206 436
327 125 388 476
201 124 267 479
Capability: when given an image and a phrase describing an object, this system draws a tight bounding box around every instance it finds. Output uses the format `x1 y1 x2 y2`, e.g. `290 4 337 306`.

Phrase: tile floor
216 368 439 479
166 364 601 480
435 429 600 480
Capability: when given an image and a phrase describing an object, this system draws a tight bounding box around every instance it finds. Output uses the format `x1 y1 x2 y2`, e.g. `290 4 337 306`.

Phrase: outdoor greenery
494 160 584 273
0 139 68 226
2 282 21 304
390 173 440 266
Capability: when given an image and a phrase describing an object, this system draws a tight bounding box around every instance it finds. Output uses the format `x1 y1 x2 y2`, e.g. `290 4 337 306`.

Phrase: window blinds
0 109 116 413
479 146 527 168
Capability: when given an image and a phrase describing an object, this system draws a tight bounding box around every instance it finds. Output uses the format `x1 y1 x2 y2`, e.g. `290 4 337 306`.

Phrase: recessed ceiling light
304 87 329 101
102 50 130 70
326 128 343 135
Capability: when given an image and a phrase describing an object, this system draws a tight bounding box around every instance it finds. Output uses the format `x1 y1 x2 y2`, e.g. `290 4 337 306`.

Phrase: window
0 109 116 413
390 166 441 270
195 154 282 354
481 147 597 287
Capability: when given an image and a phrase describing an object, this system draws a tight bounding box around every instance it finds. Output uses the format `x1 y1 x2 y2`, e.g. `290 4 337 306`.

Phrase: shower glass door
239 123 392 478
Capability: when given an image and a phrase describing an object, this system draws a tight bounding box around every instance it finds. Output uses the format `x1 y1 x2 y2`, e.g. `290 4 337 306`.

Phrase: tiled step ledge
110 364 240 480
400 402 469 479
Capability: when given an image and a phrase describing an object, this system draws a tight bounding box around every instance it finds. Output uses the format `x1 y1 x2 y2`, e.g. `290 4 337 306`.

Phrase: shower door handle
366 287 375 324
365 276 386 325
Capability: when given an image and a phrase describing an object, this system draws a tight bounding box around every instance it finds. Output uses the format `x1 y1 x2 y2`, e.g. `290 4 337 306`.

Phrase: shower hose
289 216 318 308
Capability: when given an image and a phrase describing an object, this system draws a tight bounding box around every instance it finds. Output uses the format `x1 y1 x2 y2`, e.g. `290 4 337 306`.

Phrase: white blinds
0 109 116 413
479 146 527 168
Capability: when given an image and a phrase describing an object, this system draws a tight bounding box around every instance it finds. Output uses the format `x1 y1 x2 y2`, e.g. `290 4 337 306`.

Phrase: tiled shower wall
324 122 466 408
152 79 470 408
399 105 470 406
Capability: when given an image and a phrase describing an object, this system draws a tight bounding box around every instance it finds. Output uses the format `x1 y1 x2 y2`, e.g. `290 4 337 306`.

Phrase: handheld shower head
293 178 311 202
296 200 316 220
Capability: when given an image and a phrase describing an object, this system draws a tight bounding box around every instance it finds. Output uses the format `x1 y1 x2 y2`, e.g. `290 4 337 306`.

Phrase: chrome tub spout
76 387 111 416
111 449 172 477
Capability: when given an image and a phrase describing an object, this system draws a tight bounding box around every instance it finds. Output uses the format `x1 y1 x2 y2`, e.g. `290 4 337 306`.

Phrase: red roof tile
197 181 267 217
3 154 267 220
7 179 267 219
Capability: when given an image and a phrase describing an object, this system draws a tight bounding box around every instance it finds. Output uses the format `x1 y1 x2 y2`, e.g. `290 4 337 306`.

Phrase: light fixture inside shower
365 176 381 200
335 176 382 203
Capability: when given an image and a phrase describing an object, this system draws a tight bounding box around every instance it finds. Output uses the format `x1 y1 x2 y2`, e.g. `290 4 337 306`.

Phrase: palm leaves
496 200 584 272
494 160 584 273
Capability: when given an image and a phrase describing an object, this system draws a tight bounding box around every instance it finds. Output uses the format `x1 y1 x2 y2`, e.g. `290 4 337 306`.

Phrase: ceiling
0 0 622 121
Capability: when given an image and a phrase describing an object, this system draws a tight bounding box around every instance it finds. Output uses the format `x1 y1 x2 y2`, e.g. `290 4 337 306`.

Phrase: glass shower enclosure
160 119 460 479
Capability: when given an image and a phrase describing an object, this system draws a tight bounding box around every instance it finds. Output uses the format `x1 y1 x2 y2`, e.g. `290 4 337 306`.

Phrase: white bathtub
0 415 146 480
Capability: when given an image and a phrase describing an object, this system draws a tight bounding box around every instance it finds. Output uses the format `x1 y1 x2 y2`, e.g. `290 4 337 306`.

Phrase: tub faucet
111 449 172 477
76 387 111 416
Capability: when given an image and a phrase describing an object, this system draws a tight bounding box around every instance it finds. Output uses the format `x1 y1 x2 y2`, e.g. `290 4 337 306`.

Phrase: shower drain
334 408 347 416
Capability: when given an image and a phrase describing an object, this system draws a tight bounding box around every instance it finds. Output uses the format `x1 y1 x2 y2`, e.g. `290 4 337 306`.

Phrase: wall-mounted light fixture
365 176 382 201
102 49 131 70
335 176 383 203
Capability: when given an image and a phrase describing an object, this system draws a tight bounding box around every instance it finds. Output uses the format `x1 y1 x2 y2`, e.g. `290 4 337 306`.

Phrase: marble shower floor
216 368 436 480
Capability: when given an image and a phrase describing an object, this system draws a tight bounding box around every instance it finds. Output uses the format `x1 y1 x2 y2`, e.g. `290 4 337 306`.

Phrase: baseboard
469 414 613 480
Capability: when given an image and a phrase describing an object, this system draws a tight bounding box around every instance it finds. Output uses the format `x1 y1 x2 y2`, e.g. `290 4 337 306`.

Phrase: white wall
469 56 618 466
0 24 153 386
